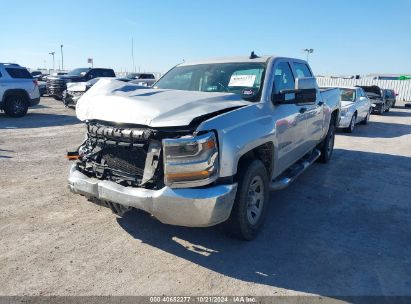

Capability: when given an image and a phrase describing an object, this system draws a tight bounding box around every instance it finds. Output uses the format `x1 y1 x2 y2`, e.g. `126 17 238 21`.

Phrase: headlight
163 131 219 188
341 107 349 116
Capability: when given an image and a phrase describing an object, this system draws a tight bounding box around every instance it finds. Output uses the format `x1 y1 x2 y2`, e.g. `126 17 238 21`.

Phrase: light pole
60 44 64 71
303 48 314 62
49 52 55 71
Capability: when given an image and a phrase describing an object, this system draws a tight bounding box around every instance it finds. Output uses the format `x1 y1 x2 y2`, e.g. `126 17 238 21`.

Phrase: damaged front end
69 120 220 190
73 121 168 189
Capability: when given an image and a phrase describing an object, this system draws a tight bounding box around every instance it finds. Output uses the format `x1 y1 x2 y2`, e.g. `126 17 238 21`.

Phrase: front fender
197 103 276 177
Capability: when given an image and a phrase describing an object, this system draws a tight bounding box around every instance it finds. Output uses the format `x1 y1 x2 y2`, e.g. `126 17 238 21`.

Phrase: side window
357 89 364 98
5 68 32 79
356 89 363 101
273 62 295 95
102 69 115 77
87 71 96 79
293 62 312 78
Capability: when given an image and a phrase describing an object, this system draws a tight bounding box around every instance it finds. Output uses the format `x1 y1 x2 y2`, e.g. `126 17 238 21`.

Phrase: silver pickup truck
68 54 340 240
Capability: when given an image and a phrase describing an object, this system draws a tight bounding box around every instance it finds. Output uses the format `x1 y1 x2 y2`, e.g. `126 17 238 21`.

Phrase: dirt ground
0 98 410 297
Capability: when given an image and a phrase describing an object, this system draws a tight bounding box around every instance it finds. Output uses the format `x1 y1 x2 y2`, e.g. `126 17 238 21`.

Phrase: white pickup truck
68 54 340 240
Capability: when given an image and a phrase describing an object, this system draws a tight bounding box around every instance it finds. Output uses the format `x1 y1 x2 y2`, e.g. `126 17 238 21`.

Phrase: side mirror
359 96 368 102
295 77 318 90
272 77 317 104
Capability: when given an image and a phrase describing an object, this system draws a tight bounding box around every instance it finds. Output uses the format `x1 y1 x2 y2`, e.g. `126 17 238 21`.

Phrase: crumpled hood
76 79 251 127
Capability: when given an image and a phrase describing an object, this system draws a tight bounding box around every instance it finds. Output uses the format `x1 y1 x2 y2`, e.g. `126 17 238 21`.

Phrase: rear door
272 60 309 173
291 62 323 152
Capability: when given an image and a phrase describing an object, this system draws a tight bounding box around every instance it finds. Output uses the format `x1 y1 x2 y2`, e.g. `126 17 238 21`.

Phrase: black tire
53 95 63 101
385 107 390 112
223 159 269 240
345 113 356 133
360 109 371 125
319 115 336 163
378 104 385 115
4 94 29 117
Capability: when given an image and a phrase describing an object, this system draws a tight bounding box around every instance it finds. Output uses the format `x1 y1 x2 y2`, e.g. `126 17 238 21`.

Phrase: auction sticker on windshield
228 75 256 87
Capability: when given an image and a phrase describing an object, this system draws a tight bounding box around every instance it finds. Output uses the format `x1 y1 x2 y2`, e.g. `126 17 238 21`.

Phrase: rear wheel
319 116 336 163
4 94 29 117
223 159 269 240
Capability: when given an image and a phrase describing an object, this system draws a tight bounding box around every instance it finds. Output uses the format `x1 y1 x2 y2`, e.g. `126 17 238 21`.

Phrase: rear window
6 68 33 79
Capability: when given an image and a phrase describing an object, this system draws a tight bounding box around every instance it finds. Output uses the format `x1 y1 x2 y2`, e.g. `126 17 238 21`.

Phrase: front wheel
345 113 356 133
223 159 269 240
378 104 385 115
361 109 371 125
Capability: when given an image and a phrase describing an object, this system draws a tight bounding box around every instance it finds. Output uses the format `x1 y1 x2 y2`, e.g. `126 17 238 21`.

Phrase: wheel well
3 89 30 104
236 142 274 179
331 110 339 126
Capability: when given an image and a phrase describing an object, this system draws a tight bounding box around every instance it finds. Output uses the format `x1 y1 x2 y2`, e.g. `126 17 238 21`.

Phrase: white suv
0 63 40 117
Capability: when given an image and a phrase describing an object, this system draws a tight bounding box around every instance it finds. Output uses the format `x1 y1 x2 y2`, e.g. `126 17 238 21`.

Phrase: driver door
272 61 308 174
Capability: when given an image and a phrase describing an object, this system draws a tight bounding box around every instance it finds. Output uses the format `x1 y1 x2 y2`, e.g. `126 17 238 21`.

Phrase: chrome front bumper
68 165 237 227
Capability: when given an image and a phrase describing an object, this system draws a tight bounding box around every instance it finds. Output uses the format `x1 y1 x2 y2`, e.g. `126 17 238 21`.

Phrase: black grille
46 78 67 96
101 146 147 178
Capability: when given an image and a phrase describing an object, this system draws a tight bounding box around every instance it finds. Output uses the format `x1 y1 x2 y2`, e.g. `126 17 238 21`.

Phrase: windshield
154 62 266 100
340 89 356 102
67 68 90 77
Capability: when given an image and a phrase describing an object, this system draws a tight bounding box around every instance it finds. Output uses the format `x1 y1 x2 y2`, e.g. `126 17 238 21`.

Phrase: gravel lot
0 97 410 297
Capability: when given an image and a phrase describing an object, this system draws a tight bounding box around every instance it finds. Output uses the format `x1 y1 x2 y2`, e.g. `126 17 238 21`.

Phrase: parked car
38 81 47 96
63 77 130 107
125 73 157 86
30 71 43 78
0 63 40 117
336 87 372 133
382 89 397 108
68 54 340 240
358 85 393 115
46 67 116 100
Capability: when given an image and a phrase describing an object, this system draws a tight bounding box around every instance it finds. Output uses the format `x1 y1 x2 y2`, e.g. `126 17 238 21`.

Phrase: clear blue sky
1 0 410 75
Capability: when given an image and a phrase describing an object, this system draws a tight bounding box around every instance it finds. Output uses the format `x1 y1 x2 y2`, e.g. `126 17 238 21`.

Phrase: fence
316 77 411 102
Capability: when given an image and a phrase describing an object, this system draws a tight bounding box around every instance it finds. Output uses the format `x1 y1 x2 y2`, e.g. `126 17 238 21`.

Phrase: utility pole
131 38 136 72
49 52 55 71
60 44 64 71
303 48 314 62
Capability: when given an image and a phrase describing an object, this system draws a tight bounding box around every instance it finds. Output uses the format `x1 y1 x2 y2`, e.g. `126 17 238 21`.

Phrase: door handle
299 107 307 114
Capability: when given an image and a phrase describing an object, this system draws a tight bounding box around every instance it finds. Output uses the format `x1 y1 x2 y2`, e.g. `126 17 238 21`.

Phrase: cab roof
178 55 273 66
